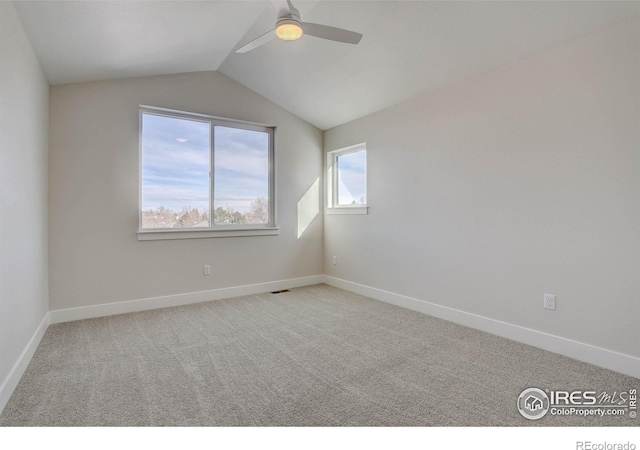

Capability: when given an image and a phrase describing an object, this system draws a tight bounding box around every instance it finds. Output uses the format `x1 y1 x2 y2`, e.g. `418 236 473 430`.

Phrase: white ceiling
14 1 640 130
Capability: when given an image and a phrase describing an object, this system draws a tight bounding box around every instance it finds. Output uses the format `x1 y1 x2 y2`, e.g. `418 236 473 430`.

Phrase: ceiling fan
235 0 363 54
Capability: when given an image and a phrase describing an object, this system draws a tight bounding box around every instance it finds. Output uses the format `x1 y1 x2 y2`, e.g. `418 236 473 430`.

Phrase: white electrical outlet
332 256 337 265
203 265 211 276
544 294 556 311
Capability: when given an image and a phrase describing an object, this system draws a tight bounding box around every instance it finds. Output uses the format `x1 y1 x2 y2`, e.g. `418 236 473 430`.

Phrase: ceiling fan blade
302 22 362 45
271 0 297 20
235 28 276 53
286 0 300 20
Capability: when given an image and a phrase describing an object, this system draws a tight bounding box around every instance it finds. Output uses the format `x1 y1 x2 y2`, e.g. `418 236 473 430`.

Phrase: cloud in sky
141 114 269 213
337 150 367 205
214 126 269 211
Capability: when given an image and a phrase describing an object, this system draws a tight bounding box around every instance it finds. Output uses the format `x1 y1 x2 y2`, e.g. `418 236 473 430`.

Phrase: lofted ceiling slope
13 1 640 130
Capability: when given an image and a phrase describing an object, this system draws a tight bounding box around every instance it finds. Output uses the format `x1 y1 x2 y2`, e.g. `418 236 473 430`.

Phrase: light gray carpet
1 284 637 426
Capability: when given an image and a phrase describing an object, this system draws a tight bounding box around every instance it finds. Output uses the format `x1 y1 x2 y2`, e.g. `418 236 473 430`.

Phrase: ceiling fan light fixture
275 19 303 41
235 0 362 54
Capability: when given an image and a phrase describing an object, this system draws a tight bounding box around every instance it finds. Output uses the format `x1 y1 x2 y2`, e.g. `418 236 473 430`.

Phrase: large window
326 143 368 215
139 107 276 239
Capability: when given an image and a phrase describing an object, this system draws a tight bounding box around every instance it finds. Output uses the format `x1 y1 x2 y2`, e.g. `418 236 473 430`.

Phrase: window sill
326 207 368 215
137 227 280 241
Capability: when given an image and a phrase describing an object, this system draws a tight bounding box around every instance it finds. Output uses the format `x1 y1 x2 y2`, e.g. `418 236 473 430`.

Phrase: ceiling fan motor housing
275 18 304 41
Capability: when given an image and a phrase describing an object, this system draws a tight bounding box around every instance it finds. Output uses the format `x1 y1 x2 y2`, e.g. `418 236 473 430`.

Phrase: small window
327 144 367 215
139 107 276 240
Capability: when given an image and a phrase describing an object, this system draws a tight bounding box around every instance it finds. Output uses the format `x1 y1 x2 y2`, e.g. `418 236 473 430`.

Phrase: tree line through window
327 144 367 210
140 109 274 230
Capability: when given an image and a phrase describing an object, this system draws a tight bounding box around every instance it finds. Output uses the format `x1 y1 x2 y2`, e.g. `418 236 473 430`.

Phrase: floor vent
270 289 290 294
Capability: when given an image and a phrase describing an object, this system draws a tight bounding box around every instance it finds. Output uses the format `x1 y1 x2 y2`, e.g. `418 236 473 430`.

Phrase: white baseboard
323 276 640 379
50 275 325 324
0 312 50 415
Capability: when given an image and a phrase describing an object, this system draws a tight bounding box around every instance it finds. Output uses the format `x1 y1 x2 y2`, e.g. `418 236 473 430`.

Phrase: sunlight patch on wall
297 178 320 238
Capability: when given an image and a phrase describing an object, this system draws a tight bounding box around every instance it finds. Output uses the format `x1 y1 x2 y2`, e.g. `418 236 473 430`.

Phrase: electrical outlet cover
544 294 556 311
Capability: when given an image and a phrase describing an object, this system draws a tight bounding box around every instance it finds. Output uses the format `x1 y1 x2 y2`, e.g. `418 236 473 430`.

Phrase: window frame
138 105 278 240
326 143 368 215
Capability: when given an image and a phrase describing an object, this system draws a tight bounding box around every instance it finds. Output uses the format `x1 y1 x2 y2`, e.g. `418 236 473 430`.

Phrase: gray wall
0 3 49 389
324 17 640 357
49 71 323 310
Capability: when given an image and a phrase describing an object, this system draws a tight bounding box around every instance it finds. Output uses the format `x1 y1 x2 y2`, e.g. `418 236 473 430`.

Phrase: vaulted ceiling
14 1 640 130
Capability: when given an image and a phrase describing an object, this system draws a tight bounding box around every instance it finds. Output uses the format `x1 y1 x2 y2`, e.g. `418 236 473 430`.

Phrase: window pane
337 150 367 205
141 114 210 229
214 126 270 225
